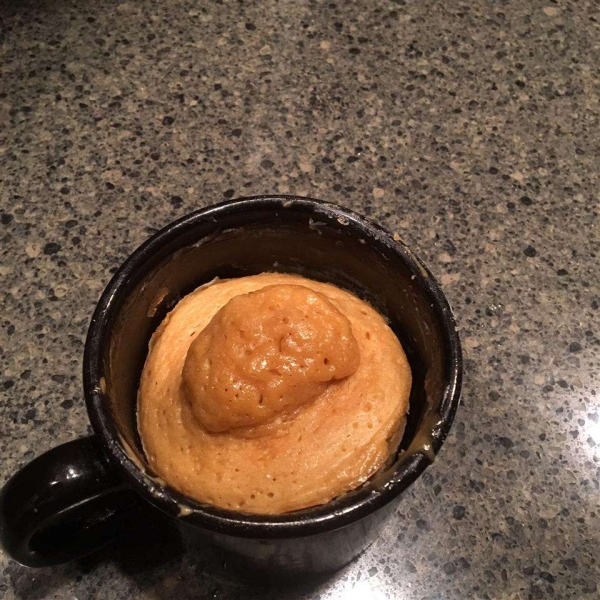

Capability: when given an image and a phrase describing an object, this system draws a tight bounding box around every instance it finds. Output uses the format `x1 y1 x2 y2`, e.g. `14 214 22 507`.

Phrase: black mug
0 197 462 571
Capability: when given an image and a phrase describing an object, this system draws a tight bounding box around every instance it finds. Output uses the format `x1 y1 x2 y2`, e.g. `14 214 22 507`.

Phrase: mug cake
138 273 411 514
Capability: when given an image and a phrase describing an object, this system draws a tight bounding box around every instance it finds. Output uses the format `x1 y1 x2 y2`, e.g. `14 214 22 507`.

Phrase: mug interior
85 197 461 533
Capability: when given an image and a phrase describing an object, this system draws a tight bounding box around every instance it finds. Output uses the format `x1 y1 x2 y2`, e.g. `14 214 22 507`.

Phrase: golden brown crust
182 284 360 434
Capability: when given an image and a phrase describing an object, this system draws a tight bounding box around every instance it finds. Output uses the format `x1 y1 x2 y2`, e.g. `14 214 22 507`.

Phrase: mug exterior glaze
0 197 462 571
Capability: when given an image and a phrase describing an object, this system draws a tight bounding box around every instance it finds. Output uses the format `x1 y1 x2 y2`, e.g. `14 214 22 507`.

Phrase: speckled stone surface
1 0 599 598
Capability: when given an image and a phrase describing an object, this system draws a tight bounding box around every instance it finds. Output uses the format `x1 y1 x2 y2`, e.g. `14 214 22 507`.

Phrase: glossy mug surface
0 197 462 571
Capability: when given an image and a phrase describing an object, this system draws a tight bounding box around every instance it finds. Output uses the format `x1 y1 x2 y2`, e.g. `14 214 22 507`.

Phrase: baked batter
138 273 411 514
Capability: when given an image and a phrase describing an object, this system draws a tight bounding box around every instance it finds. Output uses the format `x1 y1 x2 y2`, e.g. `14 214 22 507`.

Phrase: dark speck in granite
1 0 599 598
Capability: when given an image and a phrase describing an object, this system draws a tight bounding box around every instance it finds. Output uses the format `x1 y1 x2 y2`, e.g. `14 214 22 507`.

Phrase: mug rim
83 196 462 538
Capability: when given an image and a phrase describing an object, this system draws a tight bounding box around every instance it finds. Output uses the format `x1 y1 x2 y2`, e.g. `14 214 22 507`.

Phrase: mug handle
0 436 148 567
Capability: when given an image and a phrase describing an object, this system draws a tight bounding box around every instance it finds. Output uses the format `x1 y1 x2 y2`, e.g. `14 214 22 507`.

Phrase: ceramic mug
0 197 462 571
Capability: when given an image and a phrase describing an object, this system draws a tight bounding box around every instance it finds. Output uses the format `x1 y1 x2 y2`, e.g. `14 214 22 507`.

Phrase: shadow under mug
0 196 462 571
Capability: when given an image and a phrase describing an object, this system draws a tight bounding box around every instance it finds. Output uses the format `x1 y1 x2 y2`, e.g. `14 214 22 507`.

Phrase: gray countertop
1 0 599 598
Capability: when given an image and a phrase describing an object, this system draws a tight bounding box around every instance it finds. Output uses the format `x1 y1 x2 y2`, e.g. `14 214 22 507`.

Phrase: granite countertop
1 0 599 598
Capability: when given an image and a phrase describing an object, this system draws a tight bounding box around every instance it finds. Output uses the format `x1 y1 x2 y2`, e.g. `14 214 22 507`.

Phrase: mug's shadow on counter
6 509 338 600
